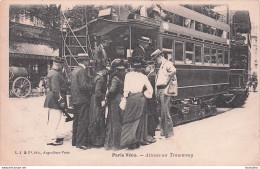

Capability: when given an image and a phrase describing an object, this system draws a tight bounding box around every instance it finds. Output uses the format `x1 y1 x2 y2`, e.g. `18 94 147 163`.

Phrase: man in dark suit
132 36 151 61
145 62 159 142
71 56 93 150
44 57 68 146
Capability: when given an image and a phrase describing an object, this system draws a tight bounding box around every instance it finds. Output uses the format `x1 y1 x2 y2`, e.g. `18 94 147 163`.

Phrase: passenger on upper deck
147 5 166 21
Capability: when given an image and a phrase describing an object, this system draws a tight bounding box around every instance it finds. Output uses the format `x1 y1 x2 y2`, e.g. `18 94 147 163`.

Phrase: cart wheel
12 77 31 98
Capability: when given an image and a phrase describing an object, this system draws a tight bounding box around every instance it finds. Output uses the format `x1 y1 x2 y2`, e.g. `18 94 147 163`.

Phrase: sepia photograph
0 0 259 166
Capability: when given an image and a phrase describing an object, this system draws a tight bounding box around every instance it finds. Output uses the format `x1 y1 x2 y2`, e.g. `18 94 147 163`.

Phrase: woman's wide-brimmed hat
111 58 126 70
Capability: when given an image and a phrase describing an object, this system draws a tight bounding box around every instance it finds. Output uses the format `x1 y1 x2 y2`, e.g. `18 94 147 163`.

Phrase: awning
9 53 54 60
10 43 59 58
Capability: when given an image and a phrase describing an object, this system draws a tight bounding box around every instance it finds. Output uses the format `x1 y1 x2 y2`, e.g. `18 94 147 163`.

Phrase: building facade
9 16 58 88
251 22 258 75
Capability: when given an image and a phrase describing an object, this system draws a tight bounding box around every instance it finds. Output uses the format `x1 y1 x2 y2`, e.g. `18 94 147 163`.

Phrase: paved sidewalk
1 92 259 165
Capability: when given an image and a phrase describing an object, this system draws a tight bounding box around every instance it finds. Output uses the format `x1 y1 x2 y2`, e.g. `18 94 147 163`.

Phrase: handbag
164 75 178 96
119 97 127 110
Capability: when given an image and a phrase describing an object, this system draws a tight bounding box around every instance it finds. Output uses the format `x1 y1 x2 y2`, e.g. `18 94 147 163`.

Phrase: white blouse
123 71 153 99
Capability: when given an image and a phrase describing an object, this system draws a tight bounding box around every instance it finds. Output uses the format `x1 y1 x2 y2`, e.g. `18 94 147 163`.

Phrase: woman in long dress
120 58 153 150
89 66 108 147
104 59 126 150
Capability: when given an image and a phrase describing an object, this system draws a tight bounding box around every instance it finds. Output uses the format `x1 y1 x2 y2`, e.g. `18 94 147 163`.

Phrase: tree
10 5 62 52
28 5 62 51
64 5 99 29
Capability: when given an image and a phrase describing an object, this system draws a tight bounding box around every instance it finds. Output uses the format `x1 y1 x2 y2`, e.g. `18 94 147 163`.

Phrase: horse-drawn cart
9 66 31 98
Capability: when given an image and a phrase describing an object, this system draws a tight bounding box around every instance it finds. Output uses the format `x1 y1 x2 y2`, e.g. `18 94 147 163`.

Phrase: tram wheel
216 92 249 108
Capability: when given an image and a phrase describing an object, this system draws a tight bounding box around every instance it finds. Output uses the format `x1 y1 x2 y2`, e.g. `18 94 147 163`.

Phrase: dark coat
71 66 92 105
147 71 159 136
89 74 107 146
104 75 124 150
132 45 146 60
106 75 124 102
44 68 67 109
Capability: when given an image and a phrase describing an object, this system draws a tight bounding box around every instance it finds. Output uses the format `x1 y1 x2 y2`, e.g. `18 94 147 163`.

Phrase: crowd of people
247 73 258 92
43 36 177 150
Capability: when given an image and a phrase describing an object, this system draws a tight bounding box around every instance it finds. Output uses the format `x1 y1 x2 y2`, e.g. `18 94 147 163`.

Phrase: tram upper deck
66 4 230 67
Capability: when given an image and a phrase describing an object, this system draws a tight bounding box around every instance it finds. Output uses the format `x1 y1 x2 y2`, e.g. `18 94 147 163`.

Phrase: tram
62 4 249 125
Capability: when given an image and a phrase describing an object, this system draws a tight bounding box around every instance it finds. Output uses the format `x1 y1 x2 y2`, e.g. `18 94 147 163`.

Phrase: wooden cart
9 66 31 98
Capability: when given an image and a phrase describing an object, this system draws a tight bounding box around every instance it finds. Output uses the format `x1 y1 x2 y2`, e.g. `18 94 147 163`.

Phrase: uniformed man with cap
151 49 176 139
132 36 152 61
70 55 93 150
44 57 68 146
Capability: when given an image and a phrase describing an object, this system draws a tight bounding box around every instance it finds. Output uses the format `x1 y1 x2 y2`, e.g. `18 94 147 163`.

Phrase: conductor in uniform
70 56 93 150
44 57 68 146
132 36 151 60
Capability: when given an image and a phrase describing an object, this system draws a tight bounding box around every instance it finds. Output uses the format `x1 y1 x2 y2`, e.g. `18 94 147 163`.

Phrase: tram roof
72 18 160 36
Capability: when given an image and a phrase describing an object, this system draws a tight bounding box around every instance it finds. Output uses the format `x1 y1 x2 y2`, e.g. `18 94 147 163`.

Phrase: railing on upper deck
181 5 227 24
127 5 230 44
127 13 161 25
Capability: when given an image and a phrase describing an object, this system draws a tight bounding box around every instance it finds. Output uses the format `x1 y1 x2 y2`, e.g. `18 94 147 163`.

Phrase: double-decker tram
62 4 249 126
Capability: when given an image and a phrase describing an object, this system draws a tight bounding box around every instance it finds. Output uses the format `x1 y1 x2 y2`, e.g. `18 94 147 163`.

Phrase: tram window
162 38 173 50
184 18 193 29
195 21 203 32
224 51 229 64
185 42 194 64
204 47 211 64
175 42 184 62
162 38 173 61
203 25 211 34
217 50 223 65
186 42 194 51
211 27 217 35
211 49 217 64
174 14 184 27
217 29 223 37
195 46 202 62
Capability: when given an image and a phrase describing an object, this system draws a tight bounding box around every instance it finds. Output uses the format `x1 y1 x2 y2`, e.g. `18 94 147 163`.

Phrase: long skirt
104 94 123 150
89 94 106 146
72 103 91 147
120 93 147 147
